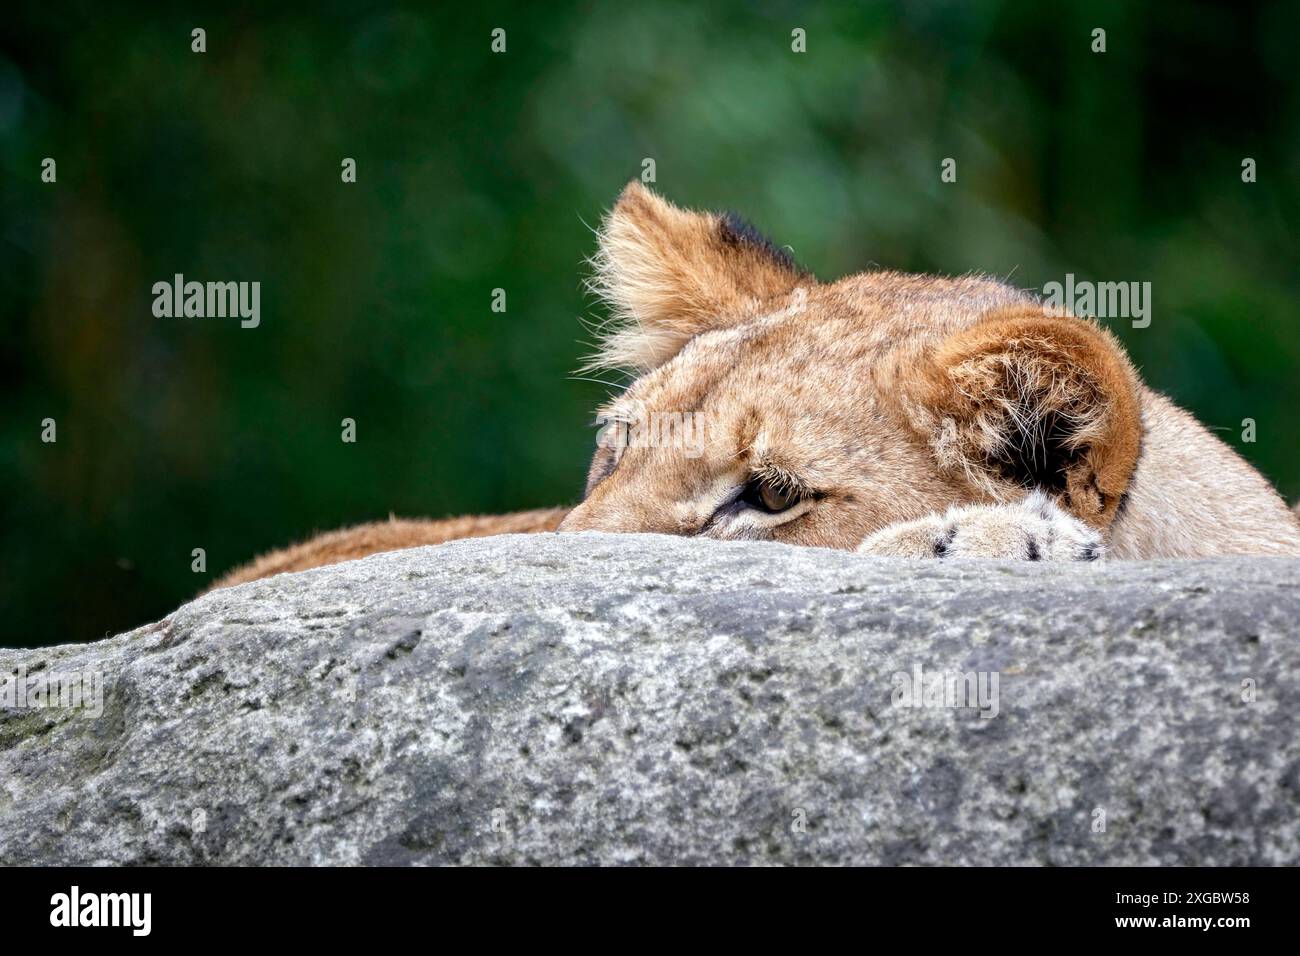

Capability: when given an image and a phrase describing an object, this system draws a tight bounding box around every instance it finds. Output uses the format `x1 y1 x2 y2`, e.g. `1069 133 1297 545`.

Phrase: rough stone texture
1 533 1297 866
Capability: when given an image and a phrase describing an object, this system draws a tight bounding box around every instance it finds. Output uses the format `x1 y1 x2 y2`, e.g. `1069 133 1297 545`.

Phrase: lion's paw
858 491 1103 561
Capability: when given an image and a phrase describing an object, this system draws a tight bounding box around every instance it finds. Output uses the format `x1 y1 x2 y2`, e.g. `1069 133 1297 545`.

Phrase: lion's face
559 184 1142 548
562 282 994 547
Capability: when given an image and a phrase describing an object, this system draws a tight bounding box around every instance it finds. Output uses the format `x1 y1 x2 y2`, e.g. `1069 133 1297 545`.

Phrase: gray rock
1 533 1297 865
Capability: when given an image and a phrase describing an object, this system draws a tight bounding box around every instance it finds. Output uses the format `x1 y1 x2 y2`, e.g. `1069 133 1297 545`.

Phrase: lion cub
213 183 1300 589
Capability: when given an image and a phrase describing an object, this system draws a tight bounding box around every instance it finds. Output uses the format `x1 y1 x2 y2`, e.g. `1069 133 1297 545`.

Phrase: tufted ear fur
917 307 1143 528
583 181 808 373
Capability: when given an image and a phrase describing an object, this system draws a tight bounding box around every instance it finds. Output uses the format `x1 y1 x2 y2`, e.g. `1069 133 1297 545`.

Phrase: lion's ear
584 181 807 373
916 308 1142 528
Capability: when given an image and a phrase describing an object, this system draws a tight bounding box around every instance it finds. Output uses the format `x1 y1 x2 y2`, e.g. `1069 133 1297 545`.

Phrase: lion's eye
741 476 799 514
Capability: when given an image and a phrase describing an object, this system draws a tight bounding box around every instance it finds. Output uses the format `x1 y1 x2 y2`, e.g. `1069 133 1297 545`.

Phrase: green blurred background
3 0 1298 647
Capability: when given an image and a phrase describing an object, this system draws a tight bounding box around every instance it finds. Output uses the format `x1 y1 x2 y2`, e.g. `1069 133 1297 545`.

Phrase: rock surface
1 533 1297 865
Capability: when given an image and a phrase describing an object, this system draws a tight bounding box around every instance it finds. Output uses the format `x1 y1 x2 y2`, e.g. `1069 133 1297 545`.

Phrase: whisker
566 374 626 389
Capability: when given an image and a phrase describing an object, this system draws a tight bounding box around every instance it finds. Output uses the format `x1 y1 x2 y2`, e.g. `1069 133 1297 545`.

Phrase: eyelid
714 496 817 535
709 480 747 513
750 470 817 509
751 463 813 500
696 476 750 530
711 473 814 523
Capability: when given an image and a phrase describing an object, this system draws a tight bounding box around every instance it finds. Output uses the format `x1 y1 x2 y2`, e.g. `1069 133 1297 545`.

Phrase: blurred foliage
2 0 1298 647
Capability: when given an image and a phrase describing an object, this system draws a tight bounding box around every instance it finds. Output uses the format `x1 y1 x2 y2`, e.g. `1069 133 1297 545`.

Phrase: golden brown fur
561 183 1300 558
209 508 567 590
213 182 1300 589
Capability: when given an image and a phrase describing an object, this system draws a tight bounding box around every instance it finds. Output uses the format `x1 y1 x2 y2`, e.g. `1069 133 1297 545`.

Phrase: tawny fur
583 184 806 374
209 508 568 591
859 491 1103 560
562 183 1300 558
213 182 1300 589
912 309 1143 528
